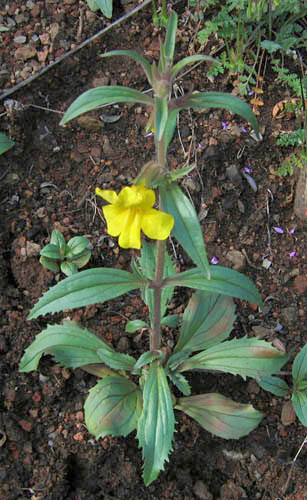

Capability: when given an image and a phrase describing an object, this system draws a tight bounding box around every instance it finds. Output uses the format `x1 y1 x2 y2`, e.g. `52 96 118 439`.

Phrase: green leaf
139 241 176 327
170 55 216 82
261 40 282 53
100 50 152 85
70 250 91 269
50 229 66 255
60 261 78 276
185 92 259 137
167 163 196 182
97 348 136 371
167 371 191 396
29 268 144 319
39 256 60 273
40 243 62 260
159 183 210 277
125 319 148 333
19 321 112 372
85 376 143 438
93 0 112 18
163 108 180 153
297 381 307 391
137 361 175 485
161 314 179 327
163 10 177 62
0 132 14 155
65 236 90 257
292 344 307 384
178 337 289 380
155 97 168 141
60 87 154 126
257 376 289 397
291 391 307 427
163 265 262 307
133 351 163 371
174 291 235 355
175 393 263 439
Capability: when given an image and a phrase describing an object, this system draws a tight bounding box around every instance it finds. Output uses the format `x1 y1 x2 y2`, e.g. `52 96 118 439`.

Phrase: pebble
14 35 26 44
193 480 213 500
14 45 36 61
226 249 246 271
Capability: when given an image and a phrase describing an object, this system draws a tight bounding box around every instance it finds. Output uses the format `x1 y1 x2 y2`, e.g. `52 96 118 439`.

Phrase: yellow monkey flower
95 184 174 249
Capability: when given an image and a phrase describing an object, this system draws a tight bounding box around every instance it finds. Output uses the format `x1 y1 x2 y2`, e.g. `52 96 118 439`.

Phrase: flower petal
102 205 126 236
118 210 142 249
96 188 118 204
117 184 155 210
141 209 174 240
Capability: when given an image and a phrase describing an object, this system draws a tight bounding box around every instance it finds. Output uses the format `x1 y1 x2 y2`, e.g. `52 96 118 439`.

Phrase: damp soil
0 2 306 500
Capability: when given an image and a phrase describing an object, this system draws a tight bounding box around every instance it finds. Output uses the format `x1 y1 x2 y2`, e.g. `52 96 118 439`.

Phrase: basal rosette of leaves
19 11 294 486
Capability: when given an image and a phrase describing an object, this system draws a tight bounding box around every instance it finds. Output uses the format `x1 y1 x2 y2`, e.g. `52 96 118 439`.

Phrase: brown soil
0 2 306 500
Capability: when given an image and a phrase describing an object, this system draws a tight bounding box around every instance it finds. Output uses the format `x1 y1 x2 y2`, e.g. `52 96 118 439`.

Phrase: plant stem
150 133 167 351
150 239 166 351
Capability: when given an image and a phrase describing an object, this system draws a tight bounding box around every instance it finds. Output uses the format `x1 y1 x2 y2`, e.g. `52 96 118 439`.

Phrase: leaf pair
258 344 307 426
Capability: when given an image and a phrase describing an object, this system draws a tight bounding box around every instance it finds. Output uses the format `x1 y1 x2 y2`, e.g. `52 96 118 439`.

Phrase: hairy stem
150 133 167 351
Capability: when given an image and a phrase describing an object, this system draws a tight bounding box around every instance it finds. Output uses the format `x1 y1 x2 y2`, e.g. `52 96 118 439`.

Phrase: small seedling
40 229 92 276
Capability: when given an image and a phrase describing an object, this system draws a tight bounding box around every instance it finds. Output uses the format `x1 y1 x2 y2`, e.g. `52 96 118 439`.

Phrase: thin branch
0 0 151 102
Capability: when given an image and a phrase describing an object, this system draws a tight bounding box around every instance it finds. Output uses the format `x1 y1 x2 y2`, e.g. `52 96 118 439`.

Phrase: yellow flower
95 184 174 249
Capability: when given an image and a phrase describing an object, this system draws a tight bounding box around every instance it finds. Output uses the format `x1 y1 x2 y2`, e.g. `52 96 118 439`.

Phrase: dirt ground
0 1 306 499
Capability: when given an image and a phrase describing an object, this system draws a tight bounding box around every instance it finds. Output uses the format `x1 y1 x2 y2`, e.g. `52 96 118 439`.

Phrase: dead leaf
281 401 296 426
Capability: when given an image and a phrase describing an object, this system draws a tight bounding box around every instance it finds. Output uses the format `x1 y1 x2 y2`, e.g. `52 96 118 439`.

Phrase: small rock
37 46 49 62
14 45 36 61
247 379 260 394
77 116 104 131
293 275 307 294
226 249 246 271
92 76 110 87
226 165 242 187
18 420 32 432
280 306 298 324
252 325 271 338
26 241 41 257
220 479 247 499
193 480 213 500
14 35 26 44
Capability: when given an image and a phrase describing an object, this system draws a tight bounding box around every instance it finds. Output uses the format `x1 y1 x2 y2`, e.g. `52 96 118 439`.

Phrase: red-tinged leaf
175 393 262 439
178 337 289 380
85 376 143 439
174 291 236 354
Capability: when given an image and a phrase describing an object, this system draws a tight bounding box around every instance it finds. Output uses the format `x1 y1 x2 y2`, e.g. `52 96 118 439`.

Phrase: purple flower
198 143 204 150
273 227 284 234
240 126 248 133
289 251 296 258
222 121 228 130
211 256 219 265
288 228 296 234
144 131 153 137
249 89 254 96
244 166 251 173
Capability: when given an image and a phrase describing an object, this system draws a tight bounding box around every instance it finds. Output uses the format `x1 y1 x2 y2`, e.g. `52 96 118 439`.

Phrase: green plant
20 12 290 486
258 344 307 426
191 0 306 95
87 0 112 19
39 229 92 276
0 132 14 155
